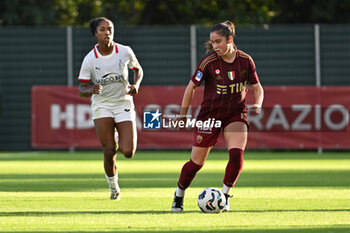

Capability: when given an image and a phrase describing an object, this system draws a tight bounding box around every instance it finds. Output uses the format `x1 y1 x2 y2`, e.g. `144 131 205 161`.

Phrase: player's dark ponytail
89 17 112 37
205 20 235 53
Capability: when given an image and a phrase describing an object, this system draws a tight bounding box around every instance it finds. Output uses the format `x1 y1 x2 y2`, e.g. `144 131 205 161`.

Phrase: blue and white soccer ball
197 187 226 213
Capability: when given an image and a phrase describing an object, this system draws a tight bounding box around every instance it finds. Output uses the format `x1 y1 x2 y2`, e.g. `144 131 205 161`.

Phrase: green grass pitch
0 150 349 232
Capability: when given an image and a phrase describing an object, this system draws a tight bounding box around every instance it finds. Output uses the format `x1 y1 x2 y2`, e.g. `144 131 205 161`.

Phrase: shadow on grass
1 208 349 217
1 169 350 191
1 228 349 233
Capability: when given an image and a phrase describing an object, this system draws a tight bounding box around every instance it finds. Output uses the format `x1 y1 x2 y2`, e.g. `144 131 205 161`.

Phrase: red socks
223 148 244 187
177 159 203 190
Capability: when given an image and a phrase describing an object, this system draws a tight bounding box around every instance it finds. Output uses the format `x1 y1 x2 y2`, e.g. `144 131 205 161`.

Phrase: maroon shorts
192 112 249 147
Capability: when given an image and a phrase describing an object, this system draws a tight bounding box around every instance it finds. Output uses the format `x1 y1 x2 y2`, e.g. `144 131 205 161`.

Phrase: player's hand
127 85 138 96
92 84 103 94
250 104 261 114
175 116 187 129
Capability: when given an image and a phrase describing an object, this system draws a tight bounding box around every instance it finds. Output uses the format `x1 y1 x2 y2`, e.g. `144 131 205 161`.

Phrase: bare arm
249 83 264 114
78 81 102 97
128 65 144 96
179 80 198 116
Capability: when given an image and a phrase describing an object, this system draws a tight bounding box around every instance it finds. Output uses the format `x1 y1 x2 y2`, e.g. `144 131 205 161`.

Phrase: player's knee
124 152 134 159
120 147 135 158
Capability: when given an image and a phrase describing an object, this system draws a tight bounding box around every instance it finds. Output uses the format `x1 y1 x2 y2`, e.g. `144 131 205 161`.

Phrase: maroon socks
177 159 203 189
177 148 244 191
223 148 244 187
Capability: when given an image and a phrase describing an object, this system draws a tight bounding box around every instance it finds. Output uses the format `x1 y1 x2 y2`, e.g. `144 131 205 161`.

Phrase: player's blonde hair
205 20 235 53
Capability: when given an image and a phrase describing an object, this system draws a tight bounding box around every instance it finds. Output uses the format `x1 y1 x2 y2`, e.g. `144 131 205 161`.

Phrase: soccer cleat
171 192 184 212
223 194 233 212
110 183 121 201
110 192 121 201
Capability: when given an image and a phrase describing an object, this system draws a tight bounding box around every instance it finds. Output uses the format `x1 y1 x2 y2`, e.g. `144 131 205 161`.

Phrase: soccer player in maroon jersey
172 21 264 212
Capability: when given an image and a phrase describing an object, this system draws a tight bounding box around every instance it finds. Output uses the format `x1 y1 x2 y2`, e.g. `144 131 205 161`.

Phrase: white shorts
92 101 136 123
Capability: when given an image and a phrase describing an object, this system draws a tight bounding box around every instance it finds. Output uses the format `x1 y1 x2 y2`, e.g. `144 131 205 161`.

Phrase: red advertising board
32 86 350 149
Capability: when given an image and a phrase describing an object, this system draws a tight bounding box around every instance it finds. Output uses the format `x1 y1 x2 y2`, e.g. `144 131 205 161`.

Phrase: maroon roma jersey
191 49 260 119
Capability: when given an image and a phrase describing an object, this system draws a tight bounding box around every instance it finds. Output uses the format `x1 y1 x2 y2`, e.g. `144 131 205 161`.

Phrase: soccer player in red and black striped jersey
172 21 264 212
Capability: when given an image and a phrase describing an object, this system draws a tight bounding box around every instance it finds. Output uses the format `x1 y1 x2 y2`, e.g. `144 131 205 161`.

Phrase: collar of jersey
94 42 118 58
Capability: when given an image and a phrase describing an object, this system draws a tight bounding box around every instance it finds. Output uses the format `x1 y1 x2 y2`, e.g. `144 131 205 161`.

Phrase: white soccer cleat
110 183 121 201
110 192 121 201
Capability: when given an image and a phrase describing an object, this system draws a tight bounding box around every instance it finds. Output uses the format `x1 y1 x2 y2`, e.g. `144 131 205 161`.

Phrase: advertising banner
31 86 97 148
32 86 350 149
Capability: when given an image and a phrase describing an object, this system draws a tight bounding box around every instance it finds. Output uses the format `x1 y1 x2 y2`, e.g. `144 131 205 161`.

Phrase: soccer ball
197 187 226 213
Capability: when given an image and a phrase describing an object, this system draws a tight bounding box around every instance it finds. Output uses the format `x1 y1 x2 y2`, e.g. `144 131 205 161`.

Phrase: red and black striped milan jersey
191 49 260 119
